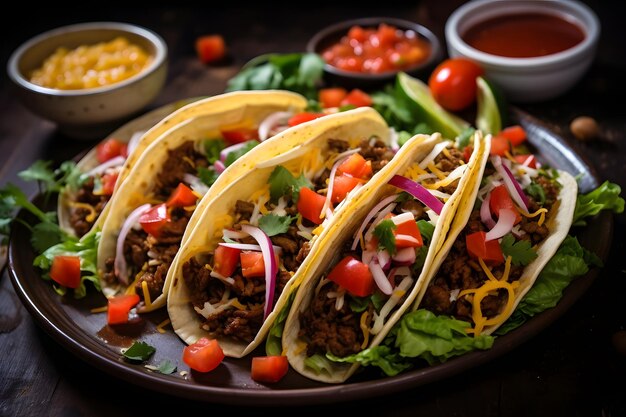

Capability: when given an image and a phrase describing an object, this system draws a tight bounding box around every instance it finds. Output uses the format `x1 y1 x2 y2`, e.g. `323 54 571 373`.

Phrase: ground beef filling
153 141 208 200
421 176 560 323
299 196 433 358
69 177 110 237
103 207 192 302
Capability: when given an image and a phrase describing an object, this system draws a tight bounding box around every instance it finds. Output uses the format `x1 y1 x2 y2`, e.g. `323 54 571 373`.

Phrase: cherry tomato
183 337 224 372
428 58 484 111
96 138 127 163
107 294 140 325
213 245 241 277
251 356 289 383
166 183 198 207
327 255 374 297
466 231 504 265
297 187 327 225
138 203 171 238
195 35 225 64
50 255 81 289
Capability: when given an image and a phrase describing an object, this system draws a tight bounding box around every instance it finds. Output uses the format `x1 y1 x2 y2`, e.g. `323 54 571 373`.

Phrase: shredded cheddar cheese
478 258 498 282
68 201 97 223
90 305 108 313
427 162 447 180
403 163 428 181
182 156 196 168
125 263 149 295
141 280 152 309
520 207 548 226
183 204 197 212
155 318 171 334
442 147 453 159
312 225 324 236
230 299 246 310
293 340 308 356
359 311 370 349
504 150 517 164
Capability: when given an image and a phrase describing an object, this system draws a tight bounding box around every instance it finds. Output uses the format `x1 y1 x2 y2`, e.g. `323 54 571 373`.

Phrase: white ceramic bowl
7 22 168 138
445 0 600 103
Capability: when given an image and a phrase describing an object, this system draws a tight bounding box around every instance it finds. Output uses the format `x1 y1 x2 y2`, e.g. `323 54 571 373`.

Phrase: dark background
1 2 625 416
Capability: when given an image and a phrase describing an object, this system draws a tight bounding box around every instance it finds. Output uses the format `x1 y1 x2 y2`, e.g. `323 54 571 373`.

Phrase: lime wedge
476 76 507 135
396 72 469 140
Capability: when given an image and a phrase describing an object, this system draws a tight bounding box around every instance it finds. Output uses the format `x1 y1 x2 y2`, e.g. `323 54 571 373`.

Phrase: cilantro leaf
416 220 435 245
123 341 156 362
197 166 219 188
258 214 295 237
204 139 226 164
268 166 311 203
18 160 59 191
154 360 177 375
18 160 82 194
455 127 476 149
373 219 397 255
30 221 67 253
499 233 537 266
371 85 414 130
525 182 546 206
224 140 258 167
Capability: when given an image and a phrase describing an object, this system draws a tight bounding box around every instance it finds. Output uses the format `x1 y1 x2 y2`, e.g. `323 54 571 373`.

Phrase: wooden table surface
1 3 625 416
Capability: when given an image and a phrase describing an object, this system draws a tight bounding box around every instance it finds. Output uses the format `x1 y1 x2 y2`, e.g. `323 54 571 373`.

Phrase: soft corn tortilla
167 107 397 357
281 130 489 383
59 91 307 237
97 90 307 310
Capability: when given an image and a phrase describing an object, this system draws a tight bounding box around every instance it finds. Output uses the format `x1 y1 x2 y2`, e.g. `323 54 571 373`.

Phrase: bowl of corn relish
7 22 167 138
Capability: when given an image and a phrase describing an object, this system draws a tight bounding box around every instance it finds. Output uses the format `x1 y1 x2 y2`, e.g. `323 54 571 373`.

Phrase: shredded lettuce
573 180 624 226
33 229 101 298
265 290 297 356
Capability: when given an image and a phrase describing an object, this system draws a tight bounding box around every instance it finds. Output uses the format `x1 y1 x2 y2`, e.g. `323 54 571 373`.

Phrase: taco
281 130 489 383
167 107 407 358
412 151 577 337
96 90 308 311
59 91 306 238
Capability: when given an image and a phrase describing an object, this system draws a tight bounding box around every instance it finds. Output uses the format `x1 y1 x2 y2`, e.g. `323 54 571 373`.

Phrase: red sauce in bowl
462 13 585 58
321 23 432 74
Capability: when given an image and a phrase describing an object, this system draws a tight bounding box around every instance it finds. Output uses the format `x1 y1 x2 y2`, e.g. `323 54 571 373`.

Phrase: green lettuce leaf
573 181 624 226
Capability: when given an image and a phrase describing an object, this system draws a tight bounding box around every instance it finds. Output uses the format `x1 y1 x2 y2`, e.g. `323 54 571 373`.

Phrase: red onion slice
114 204 151 285
480 193 496 229
351 194 398 251
369 260 393 295
213 160 226 174
492 156 529 212
85 156 126 177
485 208 517 241
241 224 277 320
218 242 282 253
377 250 391 270
388 175 444 215
258 111 292 141
392 247 416 264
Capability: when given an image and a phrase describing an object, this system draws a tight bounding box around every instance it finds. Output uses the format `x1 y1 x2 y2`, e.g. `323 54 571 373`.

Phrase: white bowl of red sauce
307 17 443 88
445 0 600 102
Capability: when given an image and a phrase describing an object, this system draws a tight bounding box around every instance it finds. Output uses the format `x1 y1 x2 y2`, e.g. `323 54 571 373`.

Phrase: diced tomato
466 231 504 265
489 185 522 224
297 187 327 225
393 219 423 248
166 183 198 207
287 112 325 127
96 138 127 163
331 175 362 203
213 245 241 277
107 294 140 325
183 337 225 373
513 154 537 169
220 128 259 145
319 87 347 108
50 255 81 289
101 172 119 196
251 356 289 383
463 145 474 163
377 23 398 46
348 25 367 43
340 88 373 108
337 153 372 179
327 255 374 297
240 251 266 278
500 125 527 147
139 203 171 238
195 35 225 64
490 135 511 156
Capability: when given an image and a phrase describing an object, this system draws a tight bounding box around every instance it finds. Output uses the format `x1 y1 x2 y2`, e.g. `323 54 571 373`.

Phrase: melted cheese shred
459 256 519 336
156 318 171 334
141 280 153 309
427 162 447 180
90 305 108 313
68 201 97 223
359 311 370 349
520 207 548 227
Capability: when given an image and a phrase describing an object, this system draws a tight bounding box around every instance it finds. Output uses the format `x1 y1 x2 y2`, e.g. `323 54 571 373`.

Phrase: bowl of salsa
307 17 442 88
445 0 600 102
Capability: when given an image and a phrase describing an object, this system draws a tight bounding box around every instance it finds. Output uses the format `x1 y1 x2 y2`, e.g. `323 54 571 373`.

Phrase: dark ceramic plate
7 107 613 406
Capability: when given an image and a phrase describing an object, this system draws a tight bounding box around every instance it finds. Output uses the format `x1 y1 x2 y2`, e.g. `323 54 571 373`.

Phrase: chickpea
570 116 599 141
